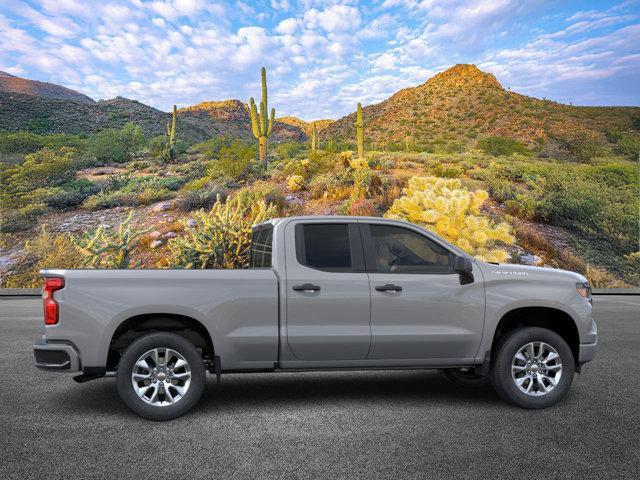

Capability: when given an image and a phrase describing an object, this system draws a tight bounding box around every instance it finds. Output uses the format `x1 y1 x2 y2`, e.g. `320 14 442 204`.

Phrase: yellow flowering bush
287 174 305 192
386 176 514 262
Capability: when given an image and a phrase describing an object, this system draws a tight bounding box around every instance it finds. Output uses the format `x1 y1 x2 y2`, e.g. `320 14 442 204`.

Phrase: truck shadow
199 370 500 410
61 370 501 416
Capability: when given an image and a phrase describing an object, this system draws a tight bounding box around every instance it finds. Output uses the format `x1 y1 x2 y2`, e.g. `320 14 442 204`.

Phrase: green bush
0 147 82 208
83 186 173 210
556 132 602 162
478 136 529 156
615 133 640 160
275 142 306 160
0 131 87 154
88 123 144 162
215 141 256 178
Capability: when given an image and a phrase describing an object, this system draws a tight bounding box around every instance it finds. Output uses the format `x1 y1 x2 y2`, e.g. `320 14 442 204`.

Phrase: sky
0 0 638 120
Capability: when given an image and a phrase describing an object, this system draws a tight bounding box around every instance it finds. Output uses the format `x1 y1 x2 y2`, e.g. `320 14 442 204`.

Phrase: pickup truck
34 216 598 420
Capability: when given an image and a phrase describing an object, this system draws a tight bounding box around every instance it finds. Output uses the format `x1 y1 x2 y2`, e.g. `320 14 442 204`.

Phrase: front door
361 222 485 362
284 221 371 361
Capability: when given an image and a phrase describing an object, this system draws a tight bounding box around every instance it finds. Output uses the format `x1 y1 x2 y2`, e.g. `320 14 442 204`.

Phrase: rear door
361 222 485 362
284 221 371 361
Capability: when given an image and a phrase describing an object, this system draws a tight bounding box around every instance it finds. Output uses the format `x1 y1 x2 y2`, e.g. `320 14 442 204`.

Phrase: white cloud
276 17 298 35
305 5 361 33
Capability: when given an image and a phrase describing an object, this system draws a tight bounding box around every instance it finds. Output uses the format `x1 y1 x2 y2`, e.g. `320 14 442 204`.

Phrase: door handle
375 284 402 292
293 283 321 293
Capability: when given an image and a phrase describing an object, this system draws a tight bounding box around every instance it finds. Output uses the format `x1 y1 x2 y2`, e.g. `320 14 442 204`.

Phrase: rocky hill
0 88 305 143
0 71 94 104
277 116 334 135
321 64 640 148
179 100 306 142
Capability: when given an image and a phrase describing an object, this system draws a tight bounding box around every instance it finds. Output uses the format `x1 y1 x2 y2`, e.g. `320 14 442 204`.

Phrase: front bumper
579 341 598 365
33 340 81 372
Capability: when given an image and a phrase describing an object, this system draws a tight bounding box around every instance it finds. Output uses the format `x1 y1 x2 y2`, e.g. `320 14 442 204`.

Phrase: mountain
179 100 306 142
277 116 334 135
0 77 305 142
0 71 94 104
321 64 640 148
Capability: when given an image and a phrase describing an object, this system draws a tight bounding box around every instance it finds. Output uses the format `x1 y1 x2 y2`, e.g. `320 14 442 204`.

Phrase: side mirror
453 256 474 285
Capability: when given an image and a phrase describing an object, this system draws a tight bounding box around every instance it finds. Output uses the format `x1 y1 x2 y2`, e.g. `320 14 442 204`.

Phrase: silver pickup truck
34 216 597 420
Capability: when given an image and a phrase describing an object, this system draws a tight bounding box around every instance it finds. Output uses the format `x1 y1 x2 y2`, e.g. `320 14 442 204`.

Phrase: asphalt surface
1 297 638 479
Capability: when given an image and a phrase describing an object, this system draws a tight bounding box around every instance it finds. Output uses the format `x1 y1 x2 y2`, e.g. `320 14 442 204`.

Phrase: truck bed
41 269 279 371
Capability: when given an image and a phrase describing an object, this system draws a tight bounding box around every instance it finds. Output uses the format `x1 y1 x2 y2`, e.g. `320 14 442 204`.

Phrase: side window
250 227 273 268
296 223 358 272
368 224 451 273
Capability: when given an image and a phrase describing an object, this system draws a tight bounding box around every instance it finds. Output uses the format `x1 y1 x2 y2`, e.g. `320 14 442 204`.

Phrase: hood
476 262 588 284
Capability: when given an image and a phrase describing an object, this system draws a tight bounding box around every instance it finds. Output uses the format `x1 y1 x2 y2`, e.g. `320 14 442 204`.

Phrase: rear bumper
33 340 81 372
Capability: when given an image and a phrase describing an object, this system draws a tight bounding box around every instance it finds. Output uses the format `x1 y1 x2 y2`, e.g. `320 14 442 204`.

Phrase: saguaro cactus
310 122 317 152
250 67 275 167
165 104 177 161
355 102 364 160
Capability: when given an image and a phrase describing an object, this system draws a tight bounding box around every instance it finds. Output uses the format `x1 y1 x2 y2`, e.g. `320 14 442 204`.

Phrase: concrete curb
0 288 41 297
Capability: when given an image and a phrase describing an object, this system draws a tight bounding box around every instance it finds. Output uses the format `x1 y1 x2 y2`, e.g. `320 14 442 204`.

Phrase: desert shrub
192 136 236 158
234 181 285 210
0 147 81 209
555 132 602 162
82 187 173 210
504 194 540 220
148 135 167 157
276 141 306 160
615 133 640 160
88 123 144 163
31 178 98 209
287 174 305 192
209 140 256 178
73 211 147 268
174 189 226 212
1 228 84 288
0 131 87 154
347 198 377 216
0 203 46 232
166 195 277 269
478 136 529 157
432 163 463 178
386 176 514 262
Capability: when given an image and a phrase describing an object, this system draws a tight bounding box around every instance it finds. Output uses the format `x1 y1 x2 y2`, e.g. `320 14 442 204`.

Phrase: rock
149 230 162 239
150 240 164 249
285 195 295 201
520 254 542 266
186 219 197 228
163 231 177 239
152 200 174 212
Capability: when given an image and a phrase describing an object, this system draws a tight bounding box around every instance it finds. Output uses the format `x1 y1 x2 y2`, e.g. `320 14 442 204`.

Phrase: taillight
43 277 64 325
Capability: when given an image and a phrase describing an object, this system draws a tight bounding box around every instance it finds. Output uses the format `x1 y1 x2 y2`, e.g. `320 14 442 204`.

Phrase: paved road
1 297 638 479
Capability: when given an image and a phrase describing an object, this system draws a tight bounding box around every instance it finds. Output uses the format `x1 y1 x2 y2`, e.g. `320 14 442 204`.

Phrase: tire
116 332 206 421
490 327 575 409
438 368 490 388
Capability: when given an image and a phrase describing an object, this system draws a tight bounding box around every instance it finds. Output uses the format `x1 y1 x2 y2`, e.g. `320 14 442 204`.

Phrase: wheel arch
490 306 580 367
107 313 215 370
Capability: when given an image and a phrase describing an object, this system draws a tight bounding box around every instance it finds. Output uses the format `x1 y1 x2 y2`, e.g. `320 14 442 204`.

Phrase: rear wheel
490 327 574 409
116 332 206 420
438 368 490 388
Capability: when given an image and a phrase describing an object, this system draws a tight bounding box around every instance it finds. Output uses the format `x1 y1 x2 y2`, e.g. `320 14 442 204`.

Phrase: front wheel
490 327 575 409
116 332 206 420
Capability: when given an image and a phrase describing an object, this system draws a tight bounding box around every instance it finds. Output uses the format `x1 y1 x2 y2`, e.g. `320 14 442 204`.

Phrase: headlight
576 282 592 304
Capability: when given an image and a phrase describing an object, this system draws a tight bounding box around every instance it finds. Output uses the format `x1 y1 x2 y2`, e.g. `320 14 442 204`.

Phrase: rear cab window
295 223 365 272
250 226 273 268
